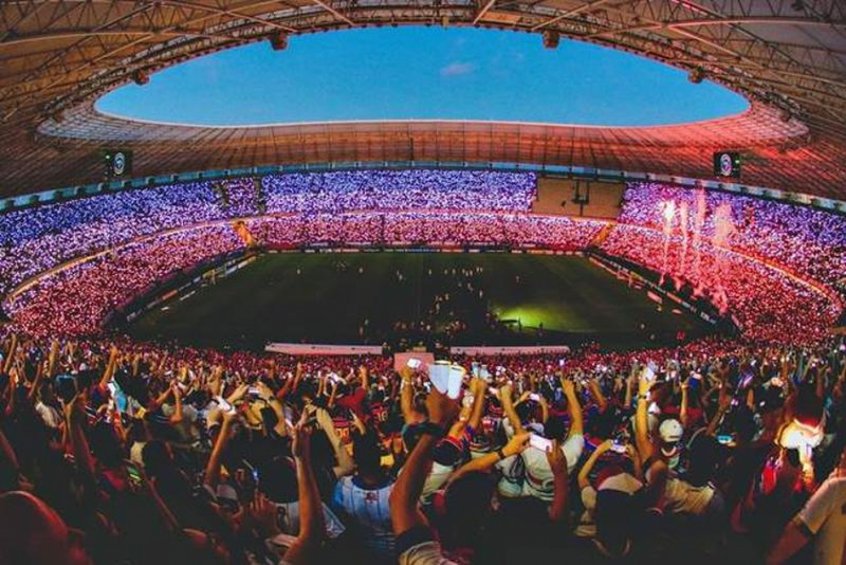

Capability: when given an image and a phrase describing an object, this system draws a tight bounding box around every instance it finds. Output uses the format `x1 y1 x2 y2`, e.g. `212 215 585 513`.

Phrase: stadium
0 2 845 564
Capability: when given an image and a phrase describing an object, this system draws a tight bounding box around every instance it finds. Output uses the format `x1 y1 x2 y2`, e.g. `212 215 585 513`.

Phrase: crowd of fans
262 170 536 215
7 226 245 338
0 171 845 563
600 225 841 344
0 170 536 295
246 213 604 250
0 182 224 294
1 332 845 564
618 182 846 295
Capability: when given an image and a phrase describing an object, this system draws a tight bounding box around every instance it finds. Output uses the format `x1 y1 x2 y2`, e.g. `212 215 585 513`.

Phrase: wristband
497 448 507 461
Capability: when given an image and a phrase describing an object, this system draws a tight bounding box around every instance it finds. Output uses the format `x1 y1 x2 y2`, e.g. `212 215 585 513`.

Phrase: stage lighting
542 30 560 49
132 69 149 86
688 67 705 84
269 32 288 51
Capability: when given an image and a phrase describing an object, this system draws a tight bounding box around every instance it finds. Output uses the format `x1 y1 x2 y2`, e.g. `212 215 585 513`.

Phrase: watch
417 422 446 438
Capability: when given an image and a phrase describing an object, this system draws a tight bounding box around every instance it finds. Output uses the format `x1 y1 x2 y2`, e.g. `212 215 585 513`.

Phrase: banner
450 345 571 356
393 351 436 372
265 343 382 356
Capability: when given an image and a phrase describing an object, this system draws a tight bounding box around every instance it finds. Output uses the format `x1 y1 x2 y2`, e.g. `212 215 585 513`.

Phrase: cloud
440 62 475 77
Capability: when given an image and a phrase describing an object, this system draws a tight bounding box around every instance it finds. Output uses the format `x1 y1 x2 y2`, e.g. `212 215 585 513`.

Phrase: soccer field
127 252 711 350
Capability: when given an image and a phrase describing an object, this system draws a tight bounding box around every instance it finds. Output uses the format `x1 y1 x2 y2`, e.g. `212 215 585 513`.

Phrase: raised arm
578 439 612 489
467 377 487 430
546 439 570 523
588 379 608 414
634 372 653 460
390 389 459 537
705 384 731 437
284 423 326 565
679 381 689 429
561 378 583 437
315 407 355 478
399 367 418 425
451 432 529 482
64 395 96 481
98 346 119 391
203 412 237 489
2 334 17 375
500 384 525 436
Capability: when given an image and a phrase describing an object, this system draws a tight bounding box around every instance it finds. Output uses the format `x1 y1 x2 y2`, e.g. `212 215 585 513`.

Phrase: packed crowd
262 170 536 215
7 226 245 337
618 182 846 295
0 182 224 294
0 170 536 294
246 213 605 250
1 332 845 564
600 225 841 344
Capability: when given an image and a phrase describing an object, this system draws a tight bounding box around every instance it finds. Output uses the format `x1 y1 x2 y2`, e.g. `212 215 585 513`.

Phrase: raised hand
546 439 568 476
425 387 460 428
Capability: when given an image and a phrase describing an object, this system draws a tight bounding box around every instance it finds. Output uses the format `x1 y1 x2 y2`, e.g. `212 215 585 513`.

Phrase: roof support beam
310 0 356 26
473 0 498 25
585 16 846 39
530 0 615 31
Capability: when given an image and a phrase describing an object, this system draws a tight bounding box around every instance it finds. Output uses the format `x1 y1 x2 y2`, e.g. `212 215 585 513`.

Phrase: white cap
659 418 683 443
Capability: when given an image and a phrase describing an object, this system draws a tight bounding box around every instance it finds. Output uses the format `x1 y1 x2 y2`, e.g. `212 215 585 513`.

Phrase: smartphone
642 363 657 383
558 359 566 368
529 393 541 402
447 365 465 399
716 435 734 446
479 365 491 382
610 441 627 454
529 434 552 452
124 460 144 491
407 358 422 370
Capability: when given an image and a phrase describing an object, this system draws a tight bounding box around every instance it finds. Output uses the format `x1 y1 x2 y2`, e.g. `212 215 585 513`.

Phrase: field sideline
127 252 711 350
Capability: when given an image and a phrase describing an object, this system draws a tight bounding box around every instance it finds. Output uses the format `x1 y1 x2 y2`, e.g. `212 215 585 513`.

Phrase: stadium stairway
230 220 255 247
589 223 616 247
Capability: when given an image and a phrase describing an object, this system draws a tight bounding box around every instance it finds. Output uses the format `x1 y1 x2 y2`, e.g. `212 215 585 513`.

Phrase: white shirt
663 478 715 515
35 401 61 429
332 476 395 557
521 433 585 501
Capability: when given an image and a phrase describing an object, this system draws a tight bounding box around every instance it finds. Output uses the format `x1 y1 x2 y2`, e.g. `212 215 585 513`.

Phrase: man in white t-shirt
768 450 846 565
500 379 584 502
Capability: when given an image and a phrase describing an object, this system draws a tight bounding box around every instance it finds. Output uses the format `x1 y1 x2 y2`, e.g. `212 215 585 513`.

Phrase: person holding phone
499 378 584 502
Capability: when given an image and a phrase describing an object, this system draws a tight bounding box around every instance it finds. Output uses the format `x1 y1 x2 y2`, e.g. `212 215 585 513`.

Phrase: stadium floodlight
270 31 288 51
688 67 705 84
131 69 150 86
542 30 560 49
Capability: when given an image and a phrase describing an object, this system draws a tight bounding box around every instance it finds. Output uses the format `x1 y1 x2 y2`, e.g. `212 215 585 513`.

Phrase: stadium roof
0 1 844 198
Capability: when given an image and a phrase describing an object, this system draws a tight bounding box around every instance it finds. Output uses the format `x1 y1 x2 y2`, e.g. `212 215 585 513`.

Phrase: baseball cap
659 418 684 443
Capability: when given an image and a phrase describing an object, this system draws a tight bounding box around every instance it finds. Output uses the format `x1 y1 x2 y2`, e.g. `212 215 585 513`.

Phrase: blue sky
97 27 748 127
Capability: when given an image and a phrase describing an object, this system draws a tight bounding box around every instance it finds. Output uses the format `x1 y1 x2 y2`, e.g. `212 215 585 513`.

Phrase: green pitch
127 252 711 350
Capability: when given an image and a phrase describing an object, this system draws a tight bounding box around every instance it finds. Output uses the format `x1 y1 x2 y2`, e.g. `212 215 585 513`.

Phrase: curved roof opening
95 27 748 128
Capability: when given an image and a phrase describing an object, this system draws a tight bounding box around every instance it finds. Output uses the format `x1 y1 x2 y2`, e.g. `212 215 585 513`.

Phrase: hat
659 418 683 443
